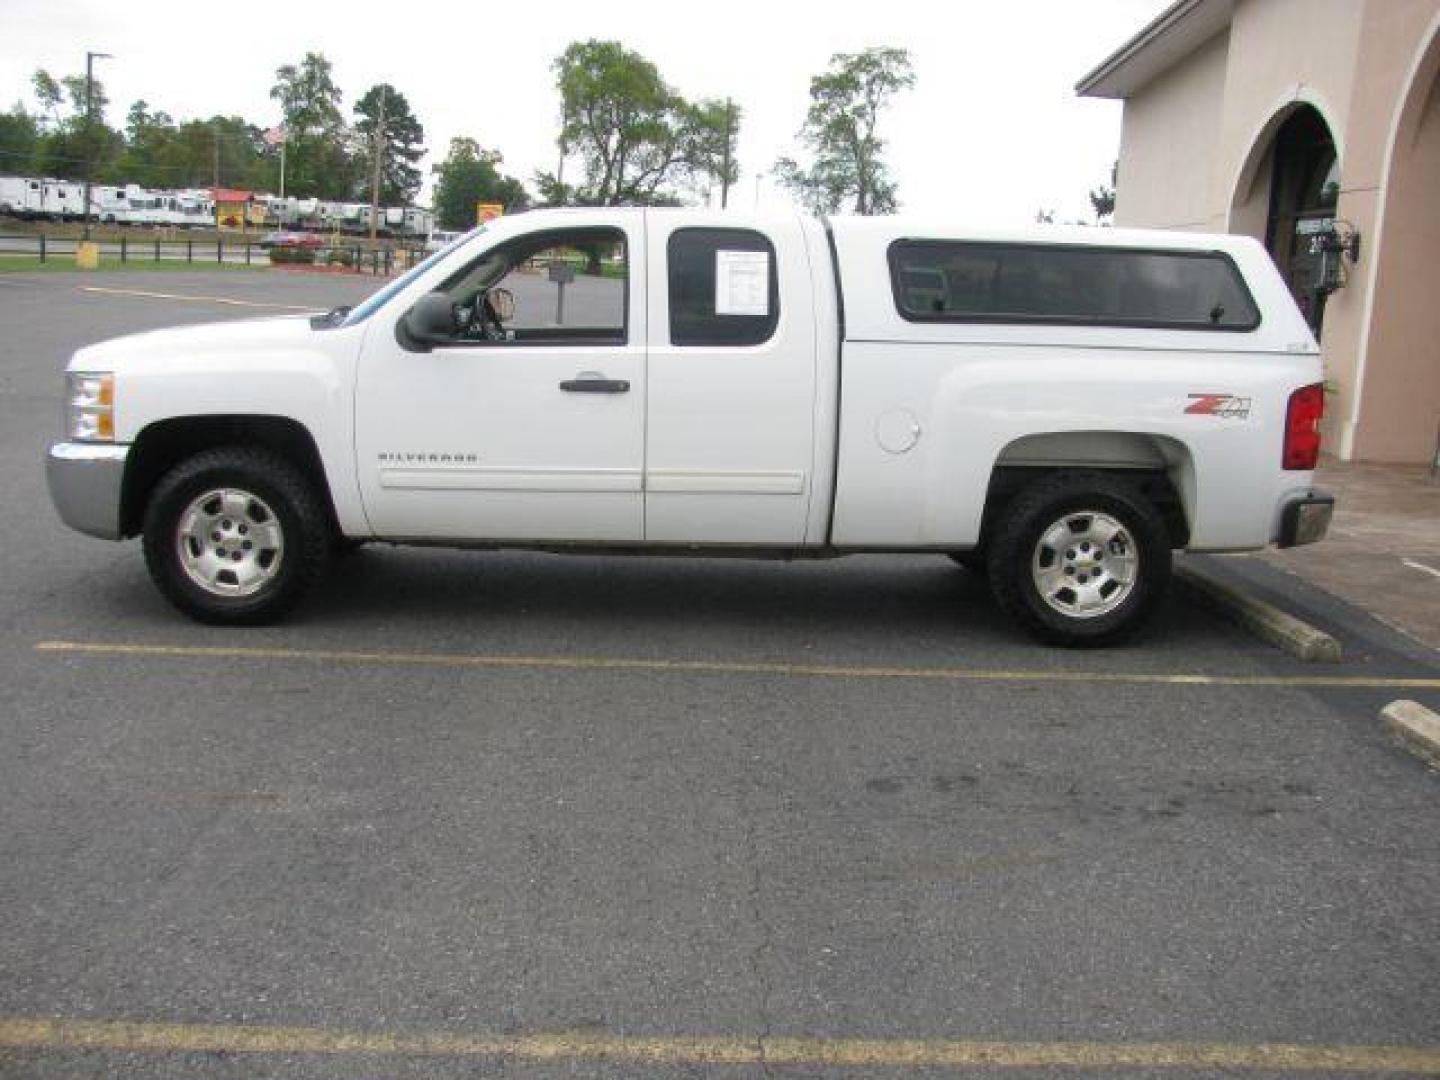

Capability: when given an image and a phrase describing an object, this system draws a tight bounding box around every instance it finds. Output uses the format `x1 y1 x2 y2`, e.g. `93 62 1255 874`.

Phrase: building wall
1351 8 1440 462
1113 30 1229 231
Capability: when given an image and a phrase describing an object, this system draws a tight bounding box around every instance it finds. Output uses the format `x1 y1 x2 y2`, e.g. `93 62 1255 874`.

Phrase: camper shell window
888 240 1261 331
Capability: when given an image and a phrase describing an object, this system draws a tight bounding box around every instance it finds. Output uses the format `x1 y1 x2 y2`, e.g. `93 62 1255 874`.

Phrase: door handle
560 376 630 393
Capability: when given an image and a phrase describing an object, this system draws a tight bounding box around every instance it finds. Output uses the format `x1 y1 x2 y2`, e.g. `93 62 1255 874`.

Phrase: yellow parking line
33 640 1440 690
79 285 319 311
1 1017 1437 1072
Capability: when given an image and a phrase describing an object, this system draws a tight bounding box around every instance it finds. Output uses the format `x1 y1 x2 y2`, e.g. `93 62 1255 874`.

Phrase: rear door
643 215 820 544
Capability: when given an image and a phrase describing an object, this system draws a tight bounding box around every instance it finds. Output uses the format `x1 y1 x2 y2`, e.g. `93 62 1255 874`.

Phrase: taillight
1283 383 1325 470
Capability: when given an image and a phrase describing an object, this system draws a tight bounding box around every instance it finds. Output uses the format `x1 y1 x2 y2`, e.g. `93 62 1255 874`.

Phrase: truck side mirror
398 292 456 351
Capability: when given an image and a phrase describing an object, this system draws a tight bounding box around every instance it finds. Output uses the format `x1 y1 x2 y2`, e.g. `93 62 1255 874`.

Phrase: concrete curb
1382 700 1440 768
1175 563 1343 663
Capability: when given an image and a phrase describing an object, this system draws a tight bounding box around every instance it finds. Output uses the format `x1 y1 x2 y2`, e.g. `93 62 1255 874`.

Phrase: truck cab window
668 228 779 346
436 227 628 346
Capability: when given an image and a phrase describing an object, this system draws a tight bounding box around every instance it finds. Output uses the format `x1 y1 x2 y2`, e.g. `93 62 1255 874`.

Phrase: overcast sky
4 0 1170 222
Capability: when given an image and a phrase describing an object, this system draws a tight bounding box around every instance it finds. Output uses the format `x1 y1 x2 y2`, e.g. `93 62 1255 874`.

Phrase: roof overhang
1076 0 1235 99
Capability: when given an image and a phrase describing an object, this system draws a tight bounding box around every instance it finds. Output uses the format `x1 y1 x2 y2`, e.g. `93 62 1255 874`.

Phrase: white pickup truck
46 208 1333 645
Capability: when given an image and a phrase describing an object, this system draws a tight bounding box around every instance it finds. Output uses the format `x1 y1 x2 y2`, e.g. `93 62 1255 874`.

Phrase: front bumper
1277 490 1335 548
46 441 130 540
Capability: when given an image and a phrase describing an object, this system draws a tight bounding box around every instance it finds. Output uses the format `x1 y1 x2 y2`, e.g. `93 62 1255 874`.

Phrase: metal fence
0 234 427 274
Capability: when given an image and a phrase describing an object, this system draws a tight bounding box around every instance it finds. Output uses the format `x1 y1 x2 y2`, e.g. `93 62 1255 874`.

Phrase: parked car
257 231 324 250
45 208 1333 645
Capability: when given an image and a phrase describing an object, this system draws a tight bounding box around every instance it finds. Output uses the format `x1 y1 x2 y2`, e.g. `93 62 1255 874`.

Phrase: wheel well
121 415 336 538
979 465 1191 551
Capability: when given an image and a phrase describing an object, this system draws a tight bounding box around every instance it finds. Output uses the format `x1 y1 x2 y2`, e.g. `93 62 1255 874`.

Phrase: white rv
39 180 86 221
0 176 46 218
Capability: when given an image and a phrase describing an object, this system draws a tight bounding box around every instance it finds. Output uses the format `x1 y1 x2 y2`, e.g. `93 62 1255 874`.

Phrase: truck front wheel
141 447 331 625
985 471 1171 647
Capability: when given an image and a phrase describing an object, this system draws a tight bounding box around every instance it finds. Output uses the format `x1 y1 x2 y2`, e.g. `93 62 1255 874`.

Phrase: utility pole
719 98 735 209
81 50 112 242
368 89 386 241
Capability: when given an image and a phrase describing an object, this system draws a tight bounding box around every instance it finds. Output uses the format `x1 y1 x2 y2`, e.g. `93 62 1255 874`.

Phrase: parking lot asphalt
1 271 1438 1078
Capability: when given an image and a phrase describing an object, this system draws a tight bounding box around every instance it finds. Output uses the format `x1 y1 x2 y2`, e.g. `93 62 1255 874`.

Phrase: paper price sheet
715 250 770 316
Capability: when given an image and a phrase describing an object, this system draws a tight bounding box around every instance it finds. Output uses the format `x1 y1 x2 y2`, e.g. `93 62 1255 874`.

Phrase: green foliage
31 72 62 130
26 67 122 181
549 39 738 206
774 47 914 216
62 73 108 119
0 106 40 175
1089 160 1117 223
1088 185 1115 222
269 52 358 199
432 137 529 231
268 245 316 265
107 107 270 190
112 102 180 187
270 52 341 137
353 84 425 204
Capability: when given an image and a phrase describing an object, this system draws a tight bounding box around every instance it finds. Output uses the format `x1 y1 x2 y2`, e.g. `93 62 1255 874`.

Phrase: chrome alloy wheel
1031 511 1139 619
174 488 284 598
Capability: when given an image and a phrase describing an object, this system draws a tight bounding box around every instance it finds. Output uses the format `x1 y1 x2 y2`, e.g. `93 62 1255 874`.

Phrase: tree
545 39 737 206
1089 160 1117 224
689 97 741 204
1088 186 1115 223
112 100 178 187
774 47 914 215
0 106 39 175
28 67 121 181
61 73 109 121
431 137 528 230
31 71 62 131
269 52 356 199
353 84 425 204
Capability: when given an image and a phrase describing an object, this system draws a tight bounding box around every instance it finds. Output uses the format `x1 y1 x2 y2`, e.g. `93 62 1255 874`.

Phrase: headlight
65 372 115 442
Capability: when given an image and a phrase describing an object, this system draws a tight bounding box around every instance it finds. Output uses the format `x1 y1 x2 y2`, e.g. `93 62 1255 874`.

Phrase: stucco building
1078 0 1440 464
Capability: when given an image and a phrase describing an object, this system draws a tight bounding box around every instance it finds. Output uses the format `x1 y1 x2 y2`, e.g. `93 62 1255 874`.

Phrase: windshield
338 226 484 327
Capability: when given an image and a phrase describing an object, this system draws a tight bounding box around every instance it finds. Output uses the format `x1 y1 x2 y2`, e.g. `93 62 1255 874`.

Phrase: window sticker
715 249 770 316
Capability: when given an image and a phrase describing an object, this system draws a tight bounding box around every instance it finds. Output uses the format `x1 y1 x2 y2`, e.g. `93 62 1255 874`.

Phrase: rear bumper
46 441 129 540
1277 490 1334 548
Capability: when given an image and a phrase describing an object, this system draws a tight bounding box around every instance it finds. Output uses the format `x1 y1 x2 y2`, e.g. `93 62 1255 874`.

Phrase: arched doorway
1263 105 1340 335
1350 24 1440 463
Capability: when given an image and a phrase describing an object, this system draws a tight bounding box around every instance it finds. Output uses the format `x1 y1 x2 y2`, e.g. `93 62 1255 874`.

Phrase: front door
354 218 646 542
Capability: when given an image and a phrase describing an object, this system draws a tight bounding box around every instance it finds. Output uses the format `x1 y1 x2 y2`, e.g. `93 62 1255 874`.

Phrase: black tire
985 471 1172 647
142 447 331 625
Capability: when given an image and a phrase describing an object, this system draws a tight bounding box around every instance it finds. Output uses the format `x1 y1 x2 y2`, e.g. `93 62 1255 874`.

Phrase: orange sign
476 202 504 224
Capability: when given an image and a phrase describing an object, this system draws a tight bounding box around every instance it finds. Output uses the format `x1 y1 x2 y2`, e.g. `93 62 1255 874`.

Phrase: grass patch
0 256 266 273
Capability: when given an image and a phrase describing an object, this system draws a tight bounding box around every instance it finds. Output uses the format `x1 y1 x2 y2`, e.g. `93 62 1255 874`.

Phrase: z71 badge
1185 394 1252 419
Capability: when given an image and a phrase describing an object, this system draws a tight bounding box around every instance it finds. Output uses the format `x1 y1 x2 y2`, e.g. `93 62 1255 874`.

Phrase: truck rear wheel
142 447 331 625
985 471 1171 647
